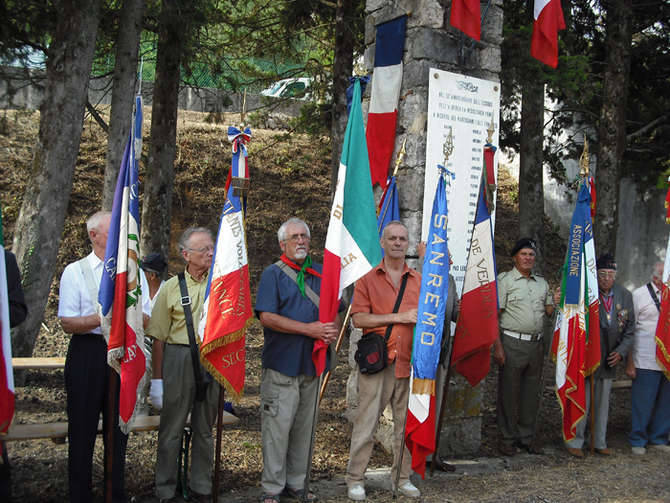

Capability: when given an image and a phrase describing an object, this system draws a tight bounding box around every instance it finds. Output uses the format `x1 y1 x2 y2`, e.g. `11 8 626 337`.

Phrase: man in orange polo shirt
345 220 422 501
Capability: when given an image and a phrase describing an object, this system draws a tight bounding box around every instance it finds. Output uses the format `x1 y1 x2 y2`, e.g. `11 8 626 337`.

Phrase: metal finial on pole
393 138 407 177
487 116 495 144
443 126 454 167
240 88 247 129
579 135 590 179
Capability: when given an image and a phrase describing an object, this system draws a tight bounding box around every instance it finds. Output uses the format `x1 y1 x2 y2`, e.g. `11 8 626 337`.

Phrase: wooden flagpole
212 386 225 503
104 371 119 503
318 304 351 404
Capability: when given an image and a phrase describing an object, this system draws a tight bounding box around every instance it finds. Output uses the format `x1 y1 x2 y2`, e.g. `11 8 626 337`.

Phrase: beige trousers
346 363 412 488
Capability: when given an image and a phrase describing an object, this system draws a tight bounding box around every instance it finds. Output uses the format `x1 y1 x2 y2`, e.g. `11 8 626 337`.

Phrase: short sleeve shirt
146 269 209 345
497 267 552 334
350 260 421 378
255 261 326 377
58 252 104 334
632 284 661 371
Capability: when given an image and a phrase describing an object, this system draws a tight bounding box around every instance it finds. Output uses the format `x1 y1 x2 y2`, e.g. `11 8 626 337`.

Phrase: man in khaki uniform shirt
494 238 555 456
147 227 220 503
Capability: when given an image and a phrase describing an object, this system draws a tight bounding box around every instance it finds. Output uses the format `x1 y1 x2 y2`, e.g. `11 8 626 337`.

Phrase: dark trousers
65 334 128 503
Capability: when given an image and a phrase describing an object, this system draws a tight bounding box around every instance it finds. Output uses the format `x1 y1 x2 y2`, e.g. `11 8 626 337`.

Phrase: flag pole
318 303 352 404
212 386 225 503
104 370 118 503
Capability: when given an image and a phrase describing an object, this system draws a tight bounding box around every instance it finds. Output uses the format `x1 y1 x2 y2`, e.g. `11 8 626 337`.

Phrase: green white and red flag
315 79 382 375
0 210 14 443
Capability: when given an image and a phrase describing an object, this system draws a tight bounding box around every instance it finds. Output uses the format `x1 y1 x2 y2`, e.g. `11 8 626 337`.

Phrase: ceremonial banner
452 145 499 386
405 172 450 479
450 0 481 40
317 79 382 375
367 15 407 189
199 126 253 399
531 0 566 68
552 182 597 441
656 182 670 378
0 211 14 440
424 70 500 296
377 175 400 255
100 96 148 433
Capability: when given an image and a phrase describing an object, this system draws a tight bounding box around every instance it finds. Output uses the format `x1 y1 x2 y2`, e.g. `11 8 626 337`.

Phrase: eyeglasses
598 270 616 279
286 233 310 243
187 245 214 253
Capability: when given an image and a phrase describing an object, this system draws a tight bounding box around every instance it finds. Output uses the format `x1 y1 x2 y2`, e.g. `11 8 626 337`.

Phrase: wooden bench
4 412 239 442
12 357 66 370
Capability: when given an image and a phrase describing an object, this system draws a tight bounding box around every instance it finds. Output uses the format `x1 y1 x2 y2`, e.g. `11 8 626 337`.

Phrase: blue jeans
629 368 670 447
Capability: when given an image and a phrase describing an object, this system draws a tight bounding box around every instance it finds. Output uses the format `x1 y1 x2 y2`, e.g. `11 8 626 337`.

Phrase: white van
260 77 312 100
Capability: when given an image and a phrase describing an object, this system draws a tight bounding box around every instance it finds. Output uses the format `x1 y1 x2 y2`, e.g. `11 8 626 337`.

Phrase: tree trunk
518 79 546 273
102 0 146 210
140 0 183 259
11 0 103 357
330 0 355 191
594 0 632 255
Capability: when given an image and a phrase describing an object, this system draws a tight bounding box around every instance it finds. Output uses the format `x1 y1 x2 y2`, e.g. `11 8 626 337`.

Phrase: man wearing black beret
565 253 634 457
494 238 556 456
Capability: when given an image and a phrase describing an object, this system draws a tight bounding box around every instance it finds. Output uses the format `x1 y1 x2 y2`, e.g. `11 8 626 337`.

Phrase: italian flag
314 79 382 375
531 0 566 68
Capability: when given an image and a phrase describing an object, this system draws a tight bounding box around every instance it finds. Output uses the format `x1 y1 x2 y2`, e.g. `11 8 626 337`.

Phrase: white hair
86 211 111 233
277 218 310 243
178 226 213 255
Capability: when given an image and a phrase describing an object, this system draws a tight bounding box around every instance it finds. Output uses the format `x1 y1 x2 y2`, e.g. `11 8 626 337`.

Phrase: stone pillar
345 0 503 456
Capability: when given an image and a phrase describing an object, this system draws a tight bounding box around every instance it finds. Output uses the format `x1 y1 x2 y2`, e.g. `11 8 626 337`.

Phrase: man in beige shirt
494 238 555 456
147 227 220 503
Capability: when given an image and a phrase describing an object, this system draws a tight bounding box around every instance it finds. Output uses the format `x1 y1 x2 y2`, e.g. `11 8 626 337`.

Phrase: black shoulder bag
355 273 409 375
178 272 211 402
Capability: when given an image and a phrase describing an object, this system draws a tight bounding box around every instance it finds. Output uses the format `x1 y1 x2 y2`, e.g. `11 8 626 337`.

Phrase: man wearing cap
565 253 634 457
141 252 168 313
494 238 555 456
626 262 670 455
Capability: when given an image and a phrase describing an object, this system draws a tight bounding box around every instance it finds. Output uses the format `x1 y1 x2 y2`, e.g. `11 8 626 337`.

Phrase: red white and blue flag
405 169 450 479
366 15 407 189
316 79 382 376
198 126 253 399
100 96 148 433
0 212 14 442
531 0 566 68
377 175 400 256
452 144 499 386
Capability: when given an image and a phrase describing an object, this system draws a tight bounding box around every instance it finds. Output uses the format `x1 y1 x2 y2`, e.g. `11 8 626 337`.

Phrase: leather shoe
566 447 584 458
595 448 612 456
499 442 516 456
429 457 456 472
517 440 544 455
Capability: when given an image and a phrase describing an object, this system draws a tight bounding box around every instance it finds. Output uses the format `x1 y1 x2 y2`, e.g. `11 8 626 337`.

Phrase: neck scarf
280 254 321 297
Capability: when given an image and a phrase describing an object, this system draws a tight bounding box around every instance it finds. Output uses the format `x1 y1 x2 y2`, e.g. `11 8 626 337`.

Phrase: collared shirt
497 267 552 334
146 269 208 345
632 283 661 371
351 260 421 378
58 252 104 334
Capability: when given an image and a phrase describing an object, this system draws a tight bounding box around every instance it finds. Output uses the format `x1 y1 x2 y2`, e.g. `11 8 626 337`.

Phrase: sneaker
650 444 670 453
347 484 366 501
397 481 421 498
631 446 646 455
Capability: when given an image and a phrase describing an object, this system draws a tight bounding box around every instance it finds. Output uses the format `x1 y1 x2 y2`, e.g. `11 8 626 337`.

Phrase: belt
503 329 542 342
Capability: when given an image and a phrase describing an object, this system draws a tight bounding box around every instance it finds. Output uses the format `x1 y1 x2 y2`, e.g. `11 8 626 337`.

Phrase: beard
294 248 308 260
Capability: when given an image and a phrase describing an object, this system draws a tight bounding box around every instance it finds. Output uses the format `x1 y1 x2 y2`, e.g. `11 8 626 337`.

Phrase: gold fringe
411 378 435 396
655 336 670 381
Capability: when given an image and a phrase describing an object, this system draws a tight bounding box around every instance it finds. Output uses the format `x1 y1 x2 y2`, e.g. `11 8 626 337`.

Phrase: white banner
423 69 501 295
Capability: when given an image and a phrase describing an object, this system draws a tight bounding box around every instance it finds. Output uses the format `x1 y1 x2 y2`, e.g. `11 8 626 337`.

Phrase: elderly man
626 262 670 455
58 211 129 503
255 217 338 503
565 253 634 457
494 238 555 456
147 227 220 503
346 220 421 501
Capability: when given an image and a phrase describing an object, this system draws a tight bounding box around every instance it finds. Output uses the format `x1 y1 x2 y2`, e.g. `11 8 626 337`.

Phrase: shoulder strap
78 257 99 307
384 272 410 342
178 272 207 401
647 282 661 312
274 260 320 308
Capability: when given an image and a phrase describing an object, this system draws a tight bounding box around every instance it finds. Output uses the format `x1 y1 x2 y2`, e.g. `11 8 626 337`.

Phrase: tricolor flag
450 0 481 40
530 0 566 68
451 145 499 386
656 181 670 378
405 171 450 479
551 181 599 441
198 127 253 399
0 211 14 442
316 79 382 375
100 96 148 433
366 15 407 189
377 175 400 255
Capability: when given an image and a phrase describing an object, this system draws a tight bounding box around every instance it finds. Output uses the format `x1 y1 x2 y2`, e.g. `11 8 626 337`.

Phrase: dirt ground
2 109 668 502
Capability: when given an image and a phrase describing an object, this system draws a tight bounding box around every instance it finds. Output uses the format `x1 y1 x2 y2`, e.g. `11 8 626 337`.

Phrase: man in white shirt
58 211 129 502
627 262 670 455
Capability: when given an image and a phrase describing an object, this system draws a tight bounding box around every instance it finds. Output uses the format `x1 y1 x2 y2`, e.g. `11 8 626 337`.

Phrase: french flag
99 96 148 433
366 15 407 189
531 0 566 68
450 0 481 40
0 245 14 443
